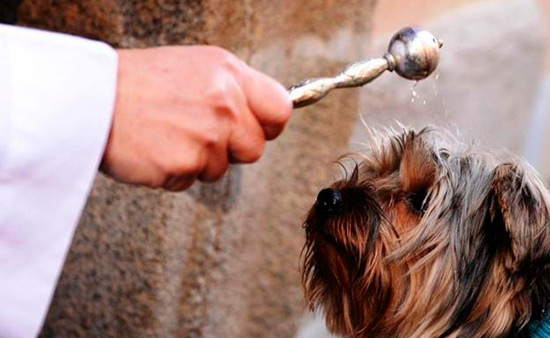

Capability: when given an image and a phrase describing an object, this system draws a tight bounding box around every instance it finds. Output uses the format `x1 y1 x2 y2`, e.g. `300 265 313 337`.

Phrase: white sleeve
0 24 118 337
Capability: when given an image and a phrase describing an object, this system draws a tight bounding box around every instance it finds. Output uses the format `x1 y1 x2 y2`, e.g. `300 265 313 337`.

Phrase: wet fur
302 127 550 337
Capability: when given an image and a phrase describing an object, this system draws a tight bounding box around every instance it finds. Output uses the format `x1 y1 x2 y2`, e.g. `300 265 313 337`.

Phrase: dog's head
302 128 550 337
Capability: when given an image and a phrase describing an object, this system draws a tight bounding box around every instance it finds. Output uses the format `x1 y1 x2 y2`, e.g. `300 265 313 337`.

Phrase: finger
225 79 266 163
238 64 292 140
228 120 265 164
197 142 230 182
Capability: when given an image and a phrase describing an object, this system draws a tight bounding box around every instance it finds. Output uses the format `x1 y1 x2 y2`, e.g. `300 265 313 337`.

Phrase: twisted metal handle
288 27 443 109
289 57 390 108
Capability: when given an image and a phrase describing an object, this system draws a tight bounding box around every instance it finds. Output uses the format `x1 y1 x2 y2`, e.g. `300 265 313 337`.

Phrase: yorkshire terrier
301 128 550 337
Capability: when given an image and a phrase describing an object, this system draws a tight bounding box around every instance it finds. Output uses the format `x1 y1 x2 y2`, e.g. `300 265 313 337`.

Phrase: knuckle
201 129 223 149
208 85 232 111
206 80 241 121
215 48 242 75
206 45 232 59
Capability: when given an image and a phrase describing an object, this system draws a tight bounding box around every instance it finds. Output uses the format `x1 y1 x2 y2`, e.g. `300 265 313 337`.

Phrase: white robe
0 24 118 337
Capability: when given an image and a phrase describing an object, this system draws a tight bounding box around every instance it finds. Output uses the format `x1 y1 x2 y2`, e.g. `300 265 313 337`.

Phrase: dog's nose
316 188 343 213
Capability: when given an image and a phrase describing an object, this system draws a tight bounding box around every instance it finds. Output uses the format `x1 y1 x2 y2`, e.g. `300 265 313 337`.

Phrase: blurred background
2 0 548 337
352 0 550 176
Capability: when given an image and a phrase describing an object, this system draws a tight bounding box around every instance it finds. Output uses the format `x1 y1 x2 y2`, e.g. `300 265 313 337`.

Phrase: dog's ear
488 163 550 315
489 163 550 263
400 133 437 194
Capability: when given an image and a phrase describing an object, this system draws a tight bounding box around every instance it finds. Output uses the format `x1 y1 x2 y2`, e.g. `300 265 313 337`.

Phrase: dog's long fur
302 127 550 337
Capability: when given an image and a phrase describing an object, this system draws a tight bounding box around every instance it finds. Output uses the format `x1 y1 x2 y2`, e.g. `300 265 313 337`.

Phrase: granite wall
15 1 377 336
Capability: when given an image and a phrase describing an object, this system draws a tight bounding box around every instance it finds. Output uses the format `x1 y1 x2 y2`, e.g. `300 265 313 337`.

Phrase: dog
301 127 550 337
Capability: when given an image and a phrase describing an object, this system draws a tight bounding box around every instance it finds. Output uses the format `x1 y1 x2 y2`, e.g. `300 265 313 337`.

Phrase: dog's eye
408 188 428 213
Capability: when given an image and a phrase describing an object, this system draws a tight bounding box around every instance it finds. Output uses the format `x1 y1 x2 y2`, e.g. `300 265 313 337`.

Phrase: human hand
100 46 292 191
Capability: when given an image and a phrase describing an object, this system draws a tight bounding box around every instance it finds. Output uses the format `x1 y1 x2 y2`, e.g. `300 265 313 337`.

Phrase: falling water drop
442 98 450 116
433 71 441 98
410 81 419 103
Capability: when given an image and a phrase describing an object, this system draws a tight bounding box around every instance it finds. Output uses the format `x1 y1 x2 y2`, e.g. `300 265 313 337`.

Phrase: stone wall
15 1 377 336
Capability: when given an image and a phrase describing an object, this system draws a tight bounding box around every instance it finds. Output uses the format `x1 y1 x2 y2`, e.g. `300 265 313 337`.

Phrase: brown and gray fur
302 127 550 337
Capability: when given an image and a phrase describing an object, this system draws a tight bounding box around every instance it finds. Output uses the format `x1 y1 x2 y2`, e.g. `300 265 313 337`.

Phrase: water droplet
435 73 440 80
409 81 421 104
423 99 427 105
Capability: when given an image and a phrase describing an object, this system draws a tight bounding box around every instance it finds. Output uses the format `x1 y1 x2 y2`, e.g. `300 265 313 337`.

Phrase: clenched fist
101 46 292 191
